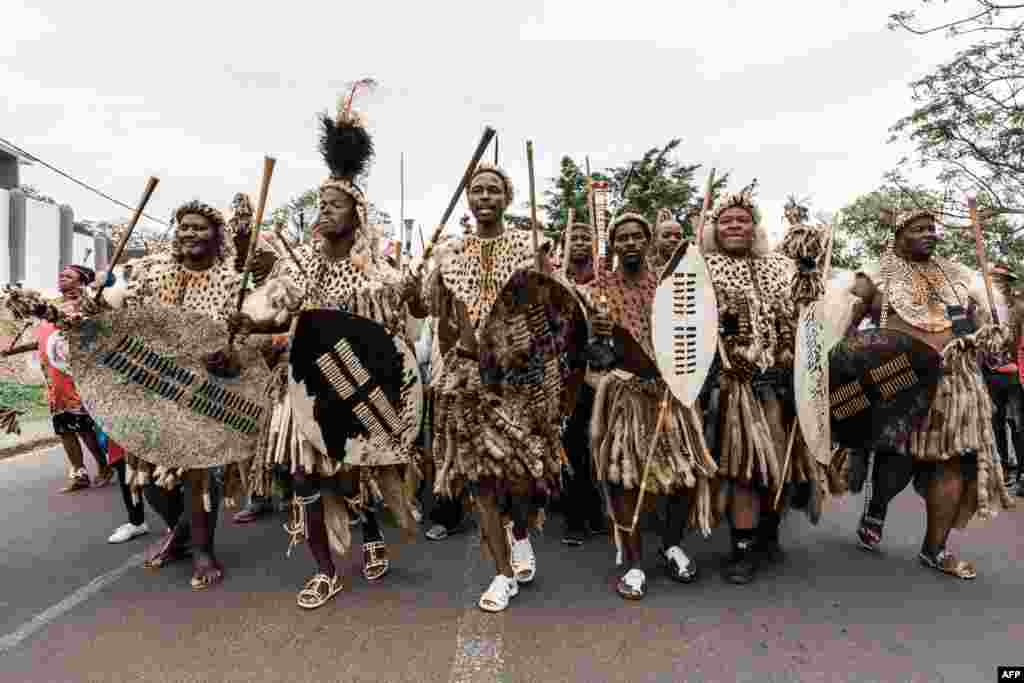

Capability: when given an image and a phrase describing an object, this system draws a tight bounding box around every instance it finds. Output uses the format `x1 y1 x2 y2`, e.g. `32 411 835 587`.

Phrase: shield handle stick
774 221 837 510
416 127 496 276
93 176 160 305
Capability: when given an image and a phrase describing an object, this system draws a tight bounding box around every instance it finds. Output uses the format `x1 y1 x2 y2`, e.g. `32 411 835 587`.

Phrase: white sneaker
108 522 149 544
478 574 519 612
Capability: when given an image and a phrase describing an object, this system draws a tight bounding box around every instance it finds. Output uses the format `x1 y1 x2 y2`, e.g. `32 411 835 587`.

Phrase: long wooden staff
774 221 836 509
417 127 496 274
93 176 159 305
969 196 1001 325
696 169 715 250
525 141 542 271
228 156 276 347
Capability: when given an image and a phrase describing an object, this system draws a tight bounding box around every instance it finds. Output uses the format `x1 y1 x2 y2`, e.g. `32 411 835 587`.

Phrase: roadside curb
0 435 61 461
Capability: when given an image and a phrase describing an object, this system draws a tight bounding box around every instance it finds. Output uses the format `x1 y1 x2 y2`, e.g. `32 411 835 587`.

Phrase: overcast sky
3 1 976 250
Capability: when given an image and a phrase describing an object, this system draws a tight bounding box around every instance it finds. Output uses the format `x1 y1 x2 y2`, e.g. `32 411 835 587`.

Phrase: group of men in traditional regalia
7 82 1019 617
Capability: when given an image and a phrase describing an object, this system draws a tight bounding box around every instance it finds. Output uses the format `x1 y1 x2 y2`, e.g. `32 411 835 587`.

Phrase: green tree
886 2 1024 221
540 155 601 238
605 139 702 227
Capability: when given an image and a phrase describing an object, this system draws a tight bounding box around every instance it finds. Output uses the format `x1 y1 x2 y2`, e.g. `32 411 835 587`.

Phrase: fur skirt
589 370 717 536
432 351 563 500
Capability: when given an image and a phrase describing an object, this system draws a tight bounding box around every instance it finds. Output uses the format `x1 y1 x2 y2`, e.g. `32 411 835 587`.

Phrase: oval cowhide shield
829 328 942 451
68 304 273 469
477 269 589 422
288 310 423 467
651 246 718 407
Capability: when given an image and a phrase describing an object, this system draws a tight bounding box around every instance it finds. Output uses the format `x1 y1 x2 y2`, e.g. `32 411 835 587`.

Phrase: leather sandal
143 529 191 569
919 549 977 580
190 554 224 591
297 573 344 610
362 541 389 581
857 515 883 552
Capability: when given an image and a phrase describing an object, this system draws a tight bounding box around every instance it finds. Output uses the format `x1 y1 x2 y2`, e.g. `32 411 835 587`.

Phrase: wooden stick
93 176 159 304
696 168 715 251
398 152 405 271
614 388 672 535
560 208 575 277
526 141 542 271
969 196 1000 325
2 342 36 357
230 156 276 345
418 126 497 273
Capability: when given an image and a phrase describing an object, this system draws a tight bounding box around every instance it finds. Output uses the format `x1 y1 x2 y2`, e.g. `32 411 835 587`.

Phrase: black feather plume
318 113 374 181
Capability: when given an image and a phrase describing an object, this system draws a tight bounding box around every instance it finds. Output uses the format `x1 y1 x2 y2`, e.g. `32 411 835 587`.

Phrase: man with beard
646 210 685 277
836 209 1013 575
699 188 818 585
585 214 716 599
91 200 242 590
558 221 606 546
230 94 425 609
431 162 556 612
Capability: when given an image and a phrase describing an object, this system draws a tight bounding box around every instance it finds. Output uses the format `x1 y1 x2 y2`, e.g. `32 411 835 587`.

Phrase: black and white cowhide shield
288 310 423 466
67 304 272 469
477 269 589 422
829 328 943 451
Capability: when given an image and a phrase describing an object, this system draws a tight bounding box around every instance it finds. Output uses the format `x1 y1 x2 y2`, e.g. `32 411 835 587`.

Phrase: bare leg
79 429 109 473
923 461 963 554
293 470 336 578
476 482 513 579
188 470 223 590
58 433 85 471
609 487 642 568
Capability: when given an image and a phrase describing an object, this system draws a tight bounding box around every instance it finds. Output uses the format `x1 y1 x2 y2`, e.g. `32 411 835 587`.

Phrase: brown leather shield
478 269 589 421
829 328 942 451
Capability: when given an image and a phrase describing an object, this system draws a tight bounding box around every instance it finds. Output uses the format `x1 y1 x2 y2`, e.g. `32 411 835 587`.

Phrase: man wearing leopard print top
100 199 241 591
230 94 426 609
836 209 1013 579
699 188 812 585
431 162 555 613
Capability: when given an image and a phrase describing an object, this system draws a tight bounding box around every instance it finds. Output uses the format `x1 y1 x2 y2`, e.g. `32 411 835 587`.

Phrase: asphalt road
1 445 1021 683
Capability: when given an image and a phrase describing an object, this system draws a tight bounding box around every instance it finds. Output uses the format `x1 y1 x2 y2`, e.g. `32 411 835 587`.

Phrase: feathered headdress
317 79 378 266
703 181 771 256
709 179 762 226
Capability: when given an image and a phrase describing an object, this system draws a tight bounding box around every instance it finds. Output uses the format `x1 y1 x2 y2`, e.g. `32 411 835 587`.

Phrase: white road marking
448 532 506 683
0 551 145 655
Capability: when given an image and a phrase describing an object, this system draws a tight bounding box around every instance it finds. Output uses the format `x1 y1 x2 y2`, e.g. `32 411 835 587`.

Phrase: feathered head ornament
704 180 771 256
318 79 378 239
709 179 762 226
